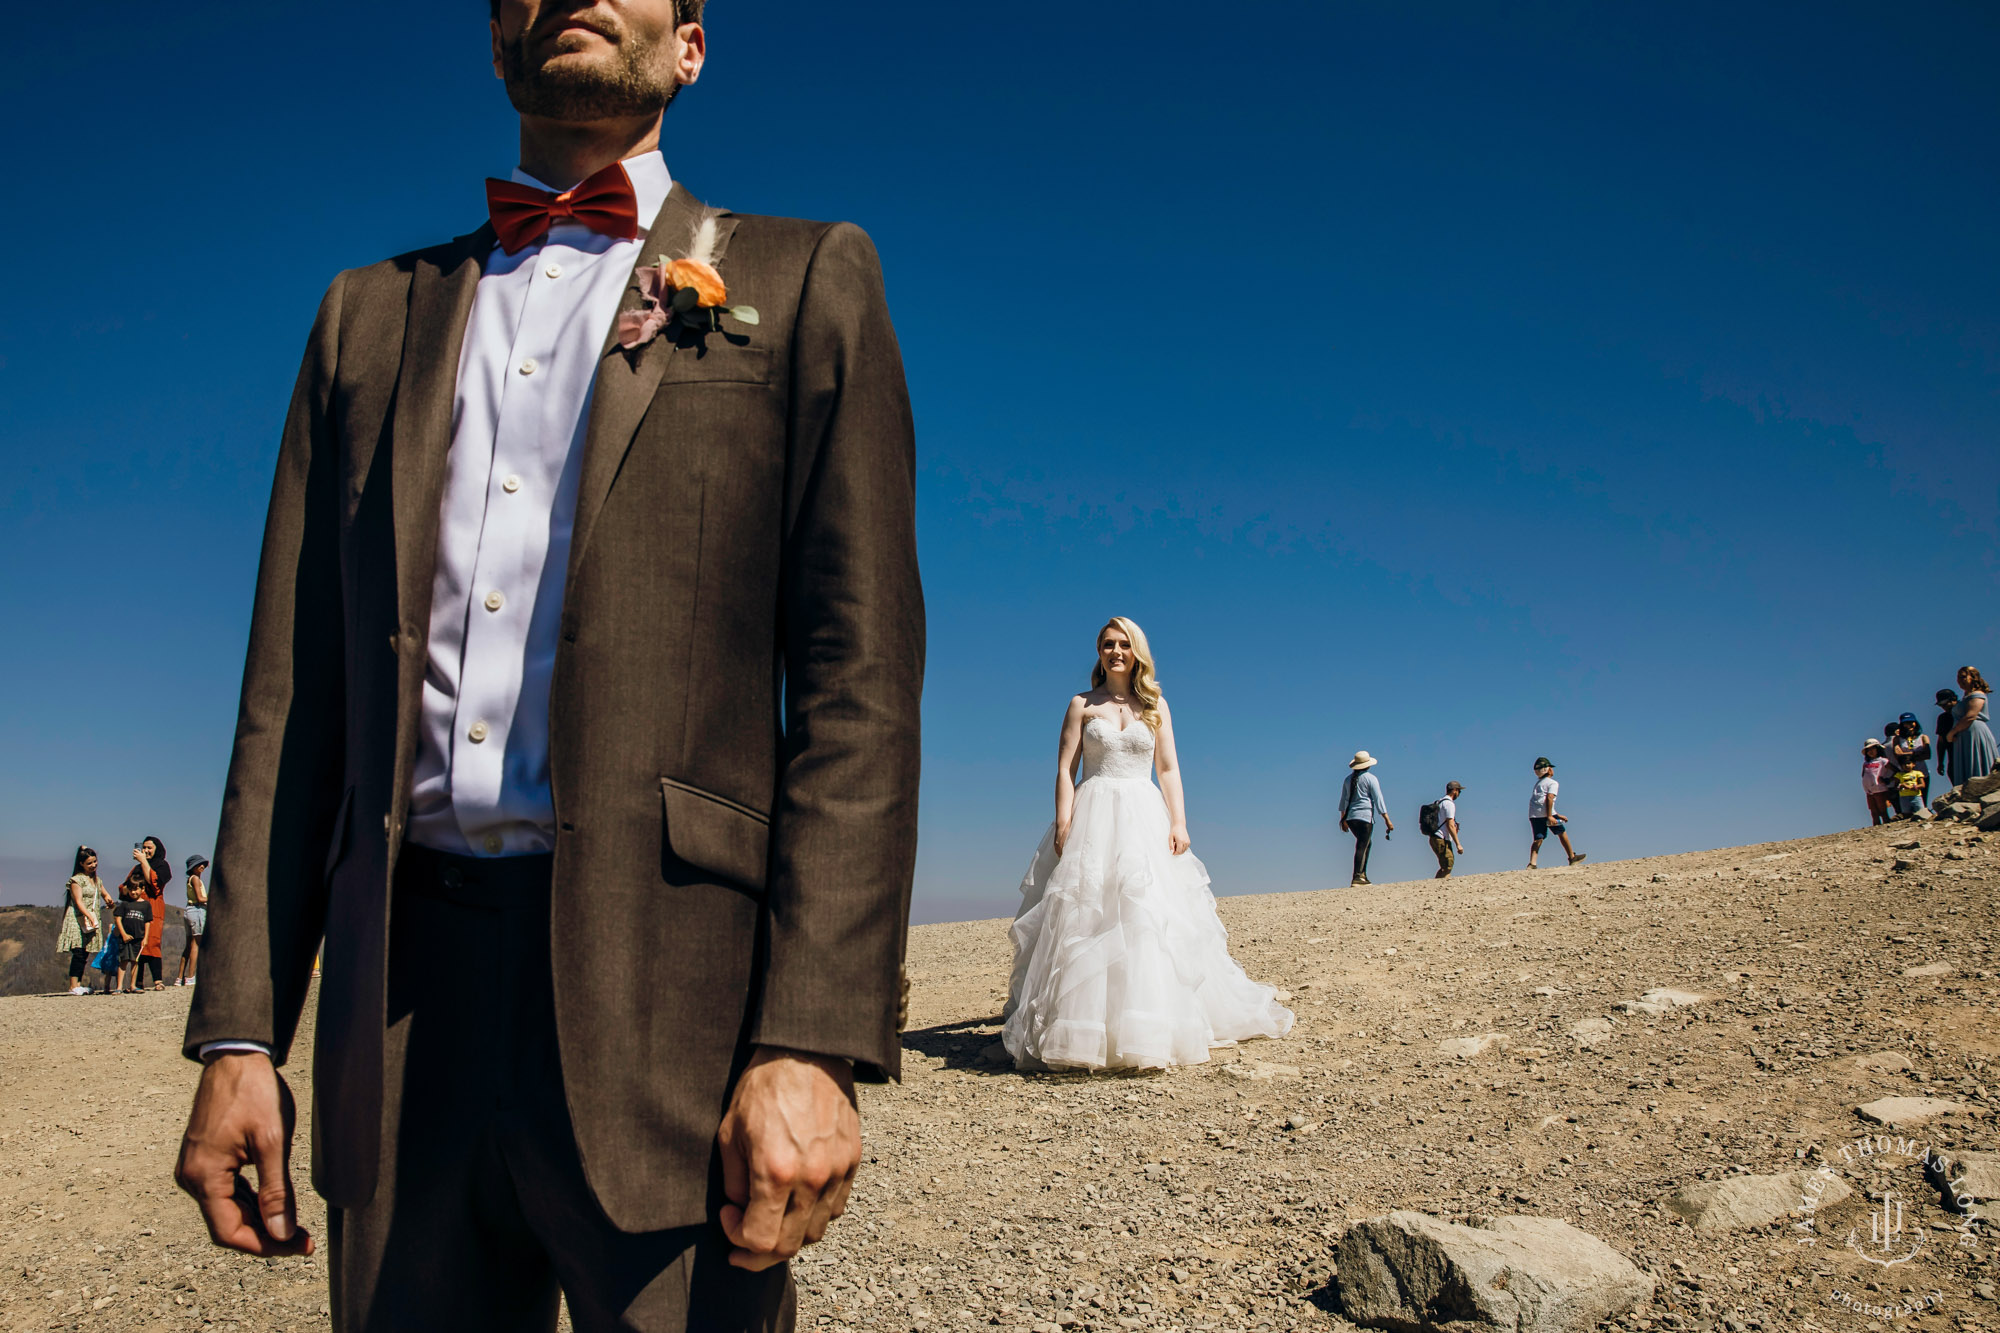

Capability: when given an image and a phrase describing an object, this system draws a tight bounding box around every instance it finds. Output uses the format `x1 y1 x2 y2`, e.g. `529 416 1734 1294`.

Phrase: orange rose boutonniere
616 210 760 350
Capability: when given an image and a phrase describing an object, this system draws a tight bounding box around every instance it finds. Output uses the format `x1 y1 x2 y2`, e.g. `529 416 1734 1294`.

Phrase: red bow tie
485 162 640 255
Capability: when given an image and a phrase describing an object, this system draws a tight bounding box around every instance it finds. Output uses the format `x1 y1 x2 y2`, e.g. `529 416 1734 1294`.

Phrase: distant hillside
0 903 188 996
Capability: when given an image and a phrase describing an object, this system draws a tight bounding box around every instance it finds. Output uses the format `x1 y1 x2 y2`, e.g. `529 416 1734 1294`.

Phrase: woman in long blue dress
1945 665 1998 786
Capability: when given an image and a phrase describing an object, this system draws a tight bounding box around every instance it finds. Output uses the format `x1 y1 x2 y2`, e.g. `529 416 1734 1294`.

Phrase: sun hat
185 854 209 874
1348 751 1378 770
1899 712 1919 724
1937 689 1959 704
1533 756 1553 770
1863 738 1883 751
1445 781 1463 792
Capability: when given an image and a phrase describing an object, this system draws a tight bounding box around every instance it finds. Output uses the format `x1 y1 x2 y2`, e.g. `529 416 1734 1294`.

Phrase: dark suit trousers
328 846 794 1333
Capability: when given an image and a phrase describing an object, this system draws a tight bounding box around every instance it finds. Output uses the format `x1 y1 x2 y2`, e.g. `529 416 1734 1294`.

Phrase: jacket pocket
661 778 771 892
322 786 356 883
663 343 772 385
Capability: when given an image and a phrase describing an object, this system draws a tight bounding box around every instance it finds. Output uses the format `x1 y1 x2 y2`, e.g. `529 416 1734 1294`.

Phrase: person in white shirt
1528 757 1584 868
1429 782 1464 878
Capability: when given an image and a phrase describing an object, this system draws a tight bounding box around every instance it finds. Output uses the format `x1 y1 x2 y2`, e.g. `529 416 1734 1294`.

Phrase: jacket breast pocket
661 778 770 892
663 342 772 386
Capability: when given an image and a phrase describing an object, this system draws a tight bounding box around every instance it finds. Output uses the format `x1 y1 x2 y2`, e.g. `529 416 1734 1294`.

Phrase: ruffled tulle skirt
1001 776 1294 1071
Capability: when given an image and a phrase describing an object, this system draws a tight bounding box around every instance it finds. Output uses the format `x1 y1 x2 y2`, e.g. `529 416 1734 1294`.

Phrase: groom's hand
174 1052 313 1257
718 1045 860 1271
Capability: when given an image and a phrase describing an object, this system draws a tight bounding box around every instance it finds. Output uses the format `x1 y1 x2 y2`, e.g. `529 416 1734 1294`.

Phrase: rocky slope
1 821 1995 1332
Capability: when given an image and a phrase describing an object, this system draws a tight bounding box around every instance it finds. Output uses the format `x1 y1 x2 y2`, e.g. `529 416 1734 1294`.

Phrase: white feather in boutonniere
617 205 760 350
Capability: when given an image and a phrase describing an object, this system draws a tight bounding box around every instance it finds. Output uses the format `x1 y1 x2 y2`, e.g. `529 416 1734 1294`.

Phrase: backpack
1418 800 1443 836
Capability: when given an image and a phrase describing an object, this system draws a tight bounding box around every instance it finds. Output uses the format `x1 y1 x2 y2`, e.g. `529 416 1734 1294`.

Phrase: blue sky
2 2 1995 919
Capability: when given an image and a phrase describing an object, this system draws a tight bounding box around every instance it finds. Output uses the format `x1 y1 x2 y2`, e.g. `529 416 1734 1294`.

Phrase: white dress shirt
202 154 671 1060
407 152 673 858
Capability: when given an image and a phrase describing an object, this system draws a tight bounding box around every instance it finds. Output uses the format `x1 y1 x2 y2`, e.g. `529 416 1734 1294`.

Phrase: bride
1002 617 1294 1071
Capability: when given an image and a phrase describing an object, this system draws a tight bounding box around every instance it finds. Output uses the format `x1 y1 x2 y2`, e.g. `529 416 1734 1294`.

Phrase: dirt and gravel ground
2 820 1996 1333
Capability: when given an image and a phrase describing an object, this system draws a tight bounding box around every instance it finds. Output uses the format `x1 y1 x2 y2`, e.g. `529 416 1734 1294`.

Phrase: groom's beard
499 15 681 121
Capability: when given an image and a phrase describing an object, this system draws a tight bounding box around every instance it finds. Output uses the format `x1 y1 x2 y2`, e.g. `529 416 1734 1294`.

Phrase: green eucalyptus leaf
728 305 761 326
670 286 701 314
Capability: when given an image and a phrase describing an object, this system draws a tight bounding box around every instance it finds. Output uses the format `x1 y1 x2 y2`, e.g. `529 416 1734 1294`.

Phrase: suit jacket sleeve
182 275 350 1063
755 223 924 1079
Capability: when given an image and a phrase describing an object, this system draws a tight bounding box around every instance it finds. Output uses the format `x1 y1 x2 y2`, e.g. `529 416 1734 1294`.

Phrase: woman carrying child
1890 715 1933 813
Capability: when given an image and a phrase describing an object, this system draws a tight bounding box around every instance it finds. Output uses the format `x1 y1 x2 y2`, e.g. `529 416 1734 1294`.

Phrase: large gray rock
1336 1211 1654 1332
1928 1151 2000 1208
1979 807 2000 833
1665 1170 1851 1232
1959 774 2000 801
1856 1096 1962 1128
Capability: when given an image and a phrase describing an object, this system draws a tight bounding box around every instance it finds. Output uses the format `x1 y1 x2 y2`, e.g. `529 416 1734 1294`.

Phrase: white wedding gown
1002 715 1294 1070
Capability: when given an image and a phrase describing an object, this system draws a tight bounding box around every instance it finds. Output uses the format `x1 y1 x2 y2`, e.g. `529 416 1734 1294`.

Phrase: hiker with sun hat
1338 751 1393 887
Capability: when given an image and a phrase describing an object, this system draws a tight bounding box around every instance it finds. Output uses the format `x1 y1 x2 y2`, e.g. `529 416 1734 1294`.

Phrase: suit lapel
390 224 489 634
565 181 734 587
387 224 488 824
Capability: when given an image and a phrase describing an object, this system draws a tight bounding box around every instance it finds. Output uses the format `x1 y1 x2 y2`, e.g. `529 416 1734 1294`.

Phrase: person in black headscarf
133 836 171 990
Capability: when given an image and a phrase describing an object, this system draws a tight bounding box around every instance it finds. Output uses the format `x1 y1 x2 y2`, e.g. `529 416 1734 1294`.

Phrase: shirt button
502 474 522 494
483 833 505 855
518 358 538 376
545 262 563 279
484 589 505 612
468 720 490 743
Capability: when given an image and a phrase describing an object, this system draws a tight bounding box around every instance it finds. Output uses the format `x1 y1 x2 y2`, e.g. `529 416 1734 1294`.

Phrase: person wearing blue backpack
1338 751 1394 887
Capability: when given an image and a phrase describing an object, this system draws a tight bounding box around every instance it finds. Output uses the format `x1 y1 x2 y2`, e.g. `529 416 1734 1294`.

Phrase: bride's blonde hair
1091 616 1165 732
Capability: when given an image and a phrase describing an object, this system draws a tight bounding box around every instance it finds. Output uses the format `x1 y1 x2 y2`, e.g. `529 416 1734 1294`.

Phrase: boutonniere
617 209 760 350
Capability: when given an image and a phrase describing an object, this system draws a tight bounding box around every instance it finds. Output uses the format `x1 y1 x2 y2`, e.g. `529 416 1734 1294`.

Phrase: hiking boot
1568 852 1588 866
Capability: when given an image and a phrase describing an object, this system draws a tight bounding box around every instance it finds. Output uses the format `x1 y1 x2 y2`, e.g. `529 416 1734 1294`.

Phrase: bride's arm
1154 699 1191 855
1054 696 1086 853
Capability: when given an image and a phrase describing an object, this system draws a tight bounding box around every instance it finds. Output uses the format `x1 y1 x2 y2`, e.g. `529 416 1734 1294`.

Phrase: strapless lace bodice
1080 714 1155 781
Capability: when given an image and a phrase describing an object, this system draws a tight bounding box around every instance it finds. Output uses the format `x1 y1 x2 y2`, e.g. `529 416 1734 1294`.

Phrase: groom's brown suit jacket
184 183 924 1233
